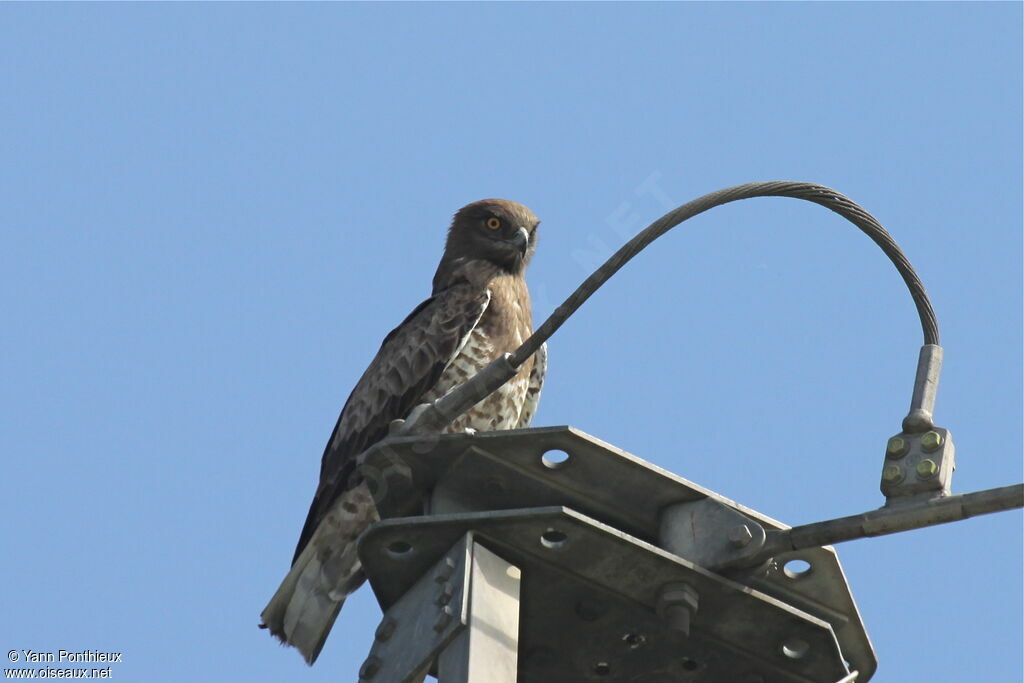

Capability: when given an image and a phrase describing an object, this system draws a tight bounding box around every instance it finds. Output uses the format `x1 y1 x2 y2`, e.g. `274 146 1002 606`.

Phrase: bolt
433 605 454 632
359 655 382 679
434 556 456 583
657 583 699 637
374 617 396 642
728 524 754 548
886 436 909 458
921 431 943 452
664 604 692 635
916 458 938 478
435 582 454 606
882 465 904 483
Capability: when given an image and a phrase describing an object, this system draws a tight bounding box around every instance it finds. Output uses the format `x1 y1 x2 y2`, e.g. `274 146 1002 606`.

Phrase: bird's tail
260 484 378 664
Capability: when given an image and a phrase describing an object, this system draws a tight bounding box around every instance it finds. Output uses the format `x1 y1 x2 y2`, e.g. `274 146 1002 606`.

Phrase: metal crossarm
357 427 887 681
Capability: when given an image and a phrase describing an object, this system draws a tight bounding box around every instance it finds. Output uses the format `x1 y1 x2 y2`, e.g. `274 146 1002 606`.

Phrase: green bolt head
921 431 943 452
916 458 939 478
886 436 909 458
882 465 904 483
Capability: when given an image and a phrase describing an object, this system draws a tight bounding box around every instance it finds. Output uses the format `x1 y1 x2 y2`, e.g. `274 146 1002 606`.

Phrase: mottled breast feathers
292 198 545 564
292 283 492 562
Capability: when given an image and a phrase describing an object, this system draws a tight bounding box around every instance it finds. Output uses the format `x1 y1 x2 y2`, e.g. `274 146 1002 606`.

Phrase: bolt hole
593 662 611 676
385 540 413 558
781 638 810 660
681 657 699 671
541 449 571 469
622 632 646 649
540 528 568 549
782 559 812 579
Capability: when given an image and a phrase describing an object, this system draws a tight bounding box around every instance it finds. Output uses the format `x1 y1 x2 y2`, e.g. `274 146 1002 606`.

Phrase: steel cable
510 181 939 369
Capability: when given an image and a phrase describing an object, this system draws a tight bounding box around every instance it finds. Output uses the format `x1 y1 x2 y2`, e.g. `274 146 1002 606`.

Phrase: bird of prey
260 199 546 664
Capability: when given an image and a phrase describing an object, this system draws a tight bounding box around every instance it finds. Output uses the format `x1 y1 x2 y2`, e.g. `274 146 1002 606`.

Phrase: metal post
437 541 521 683
359 531 521 683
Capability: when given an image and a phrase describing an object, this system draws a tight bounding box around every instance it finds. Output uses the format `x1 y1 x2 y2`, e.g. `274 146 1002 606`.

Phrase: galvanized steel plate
359 506 852 682
359 426 875 680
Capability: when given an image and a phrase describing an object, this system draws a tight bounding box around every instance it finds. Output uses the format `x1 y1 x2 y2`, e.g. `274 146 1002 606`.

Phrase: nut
359 656 382 679
886 436 909 458
434 556 456 583
916 458 938 478
374 617 396 642
435 582 454 606
882 465 904 483
728 524 754 548
921 431 943 452
433 606 454 632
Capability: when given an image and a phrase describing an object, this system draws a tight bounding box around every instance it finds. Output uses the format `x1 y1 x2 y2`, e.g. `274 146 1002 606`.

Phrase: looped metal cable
510 181 939 368
404 181 940 438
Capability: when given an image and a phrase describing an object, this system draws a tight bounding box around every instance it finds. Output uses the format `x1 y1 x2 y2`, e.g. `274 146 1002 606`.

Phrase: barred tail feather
260 483 379 664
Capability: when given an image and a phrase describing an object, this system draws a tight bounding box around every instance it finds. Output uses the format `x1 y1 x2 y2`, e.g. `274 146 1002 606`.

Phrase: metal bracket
359 506 856 682
879 426 955 502
356 430 876 679
359 426 877 680
659 497 768 571
358 532 521 683
358 534 471 683
658 497 877 680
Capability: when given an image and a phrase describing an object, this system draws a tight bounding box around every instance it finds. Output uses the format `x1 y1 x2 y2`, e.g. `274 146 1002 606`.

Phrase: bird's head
434 199 540 290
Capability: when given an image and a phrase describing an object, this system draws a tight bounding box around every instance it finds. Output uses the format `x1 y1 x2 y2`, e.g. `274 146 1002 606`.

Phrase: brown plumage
260 199 546 664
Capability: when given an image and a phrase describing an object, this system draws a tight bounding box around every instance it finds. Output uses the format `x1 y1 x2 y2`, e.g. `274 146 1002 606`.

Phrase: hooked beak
508 226 530 256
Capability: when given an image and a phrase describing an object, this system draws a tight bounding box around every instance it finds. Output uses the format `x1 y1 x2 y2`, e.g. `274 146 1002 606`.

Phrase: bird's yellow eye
486 217 502 230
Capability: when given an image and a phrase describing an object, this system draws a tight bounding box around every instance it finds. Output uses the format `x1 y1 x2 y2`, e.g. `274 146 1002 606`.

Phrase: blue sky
1 3 1020 682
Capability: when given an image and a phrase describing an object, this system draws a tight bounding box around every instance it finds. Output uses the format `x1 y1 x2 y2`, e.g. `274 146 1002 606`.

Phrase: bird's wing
516 341 547 429
292 283 491 562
